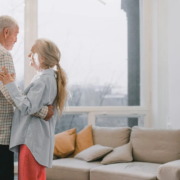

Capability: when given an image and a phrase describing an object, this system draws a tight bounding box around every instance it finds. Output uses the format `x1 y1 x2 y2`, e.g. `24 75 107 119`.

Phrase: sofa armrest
158 160 180 180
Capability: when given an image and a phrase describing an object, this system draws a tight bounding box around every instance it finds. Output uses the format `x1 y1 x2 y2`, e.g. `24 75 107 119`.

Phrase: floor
14 174 18 180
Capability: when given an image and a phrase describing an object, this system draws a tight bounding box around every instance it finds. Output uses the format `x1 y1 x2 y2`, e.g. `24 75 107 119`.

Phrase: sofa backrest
92 126 131 148
131 126 180 164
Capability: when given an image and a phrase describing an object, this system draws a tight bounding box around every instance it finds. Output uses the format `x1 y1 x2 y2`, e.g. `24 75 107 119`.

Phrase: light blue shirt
5 69 58 168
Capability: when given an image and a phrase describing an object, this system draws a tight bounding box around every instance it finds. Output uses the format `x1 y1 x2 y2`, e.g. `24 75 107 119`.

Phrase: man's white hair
0 15 18 33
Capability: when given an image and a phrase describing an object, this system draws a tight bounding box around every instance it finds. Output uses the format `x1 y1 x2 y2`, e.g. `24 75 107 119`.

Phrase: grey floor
14 174 18 180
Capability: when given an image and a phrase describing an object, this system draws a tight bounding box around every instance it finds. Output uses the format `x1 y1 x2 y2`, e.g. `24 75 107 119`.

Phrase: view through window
38 0 140 132
38 0 129 107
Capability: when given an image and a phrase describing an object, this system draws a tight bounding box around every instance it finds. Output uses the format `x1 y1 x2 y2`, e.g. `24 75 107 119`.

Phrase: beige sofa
46 126 180 180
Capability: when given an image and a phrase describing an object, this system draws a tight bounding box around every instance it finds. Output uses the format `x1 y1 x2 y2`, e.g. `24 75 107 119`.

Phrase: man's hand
44 105 54 121
0 67 15 85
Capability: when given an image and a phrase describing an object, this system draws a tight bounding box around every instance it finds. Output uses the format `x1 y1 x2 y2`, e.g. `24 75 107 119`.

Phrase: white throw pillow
101 142 133 165
75 144 113 162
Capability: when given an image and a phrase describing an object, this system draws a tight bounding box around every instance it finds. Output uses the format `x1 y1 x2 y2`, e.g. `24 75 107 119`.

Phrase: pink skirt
18 144 46 180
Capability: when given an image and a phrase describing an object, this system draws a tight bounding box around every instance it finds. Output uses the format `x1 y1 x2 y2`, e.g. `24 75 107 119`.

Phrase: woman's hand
0 67 15 85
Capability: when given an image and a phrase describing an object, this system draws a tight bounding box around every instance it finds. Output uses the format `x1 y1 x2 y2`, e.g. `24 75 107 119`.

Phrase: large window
0 0 142 131
38 0 132 107
38 0 141 133
0 0 146 164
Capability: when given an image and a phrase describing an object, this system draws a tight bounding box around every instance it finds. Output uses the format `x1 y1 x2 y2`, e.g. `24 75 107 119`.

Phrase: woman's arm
4 80 47 116
12 85 48 118
0 63 49 118
1 82 48 118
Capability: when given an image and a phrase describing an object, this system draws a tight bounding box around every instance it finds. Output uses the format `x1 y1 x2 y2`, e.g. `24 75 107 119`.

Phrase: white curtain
141 0 169 128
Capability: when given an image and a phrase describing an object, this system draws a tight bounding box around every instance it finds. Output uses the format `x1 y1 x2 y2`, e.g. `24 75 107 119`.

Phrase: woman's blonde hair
35 38 67 115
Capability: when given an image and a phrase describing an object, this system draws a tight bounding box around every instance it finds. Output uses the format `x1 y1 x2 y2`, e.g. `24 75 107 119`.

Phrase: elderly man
0 15 54 180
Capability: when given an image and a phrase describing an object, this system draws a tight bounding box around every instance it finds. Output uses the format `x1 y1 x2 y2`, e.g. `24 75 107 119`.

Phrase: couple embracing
0 15 67 180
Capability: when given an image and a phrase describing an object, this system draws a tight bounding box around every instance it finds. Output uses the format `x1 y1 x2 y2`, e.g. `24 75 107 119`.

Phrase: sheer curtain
141 0 169 128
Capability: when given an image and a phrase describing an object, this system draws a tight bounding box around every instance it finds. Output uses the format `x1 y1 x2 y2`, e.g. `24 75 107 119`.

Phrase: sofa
46 126 180 180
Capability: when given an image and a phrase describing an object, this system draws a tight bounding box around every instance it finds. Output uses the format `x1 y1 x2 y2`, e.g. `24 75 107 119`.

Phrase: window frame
24 0 152 127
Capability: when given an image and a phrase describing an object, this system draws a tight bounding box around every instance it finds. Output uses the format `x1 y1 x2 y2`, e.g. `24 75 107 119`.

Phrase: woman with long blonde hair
0 38 67 180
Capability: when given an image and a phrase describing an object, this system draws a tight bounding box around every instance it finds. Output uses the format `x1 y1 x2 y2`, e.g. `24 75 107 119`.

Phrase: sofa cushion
157 160 180 180
101 142 133 165
90 162 160 180
54 128 76 158
92 126 131 148
72 125 94 157
46 158 102 180
75 145 113 162
131 126 180 164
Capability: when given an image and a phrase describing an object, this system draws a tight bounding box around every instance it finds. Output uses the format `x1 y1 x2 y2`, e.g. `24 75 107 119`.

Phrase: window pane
38 0 140 106
95 114 144 127
55 114 88 134
0 0 24 89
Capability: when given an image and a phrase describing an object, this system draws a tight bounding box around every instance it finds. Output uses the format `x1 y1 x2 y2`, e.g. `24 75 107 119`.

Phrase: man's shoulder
0 45 11 57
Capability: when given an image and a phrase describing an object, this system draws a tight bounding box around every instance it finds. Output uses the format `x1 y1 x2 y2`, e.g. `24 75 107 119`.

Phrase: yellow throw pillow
72 125 94 157
54 128 76 158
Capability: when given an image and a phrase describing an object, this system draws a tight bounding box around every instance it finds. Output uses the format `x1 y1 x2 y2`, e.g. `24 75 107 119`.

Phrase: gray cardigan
5 69 58 168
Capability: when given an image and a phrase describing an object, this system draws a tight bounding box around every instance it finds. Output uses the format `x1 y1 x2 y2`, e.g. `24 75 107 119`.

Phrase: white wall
168 0 180 129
